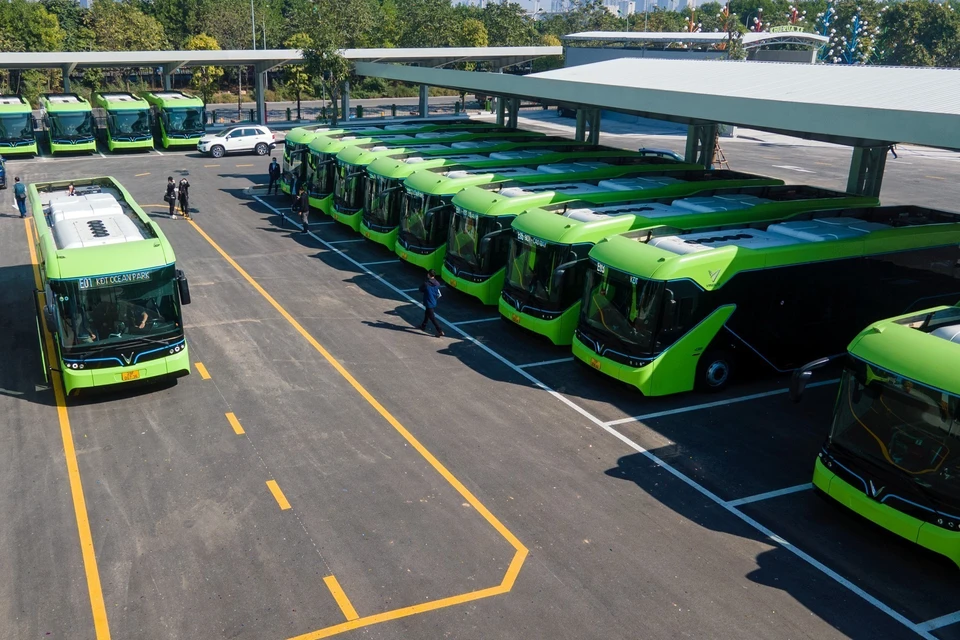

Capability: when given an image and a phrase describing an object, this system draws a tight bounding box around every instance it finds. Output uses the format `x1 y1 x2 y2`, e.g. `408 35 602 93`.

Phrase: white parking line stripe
97 150 106 158
605 379 840 426
918 609 960 632
451 317 500 326
518 357 575 369
152 148 164 155
400 288 419 293
360 259 399 266
726 483 814 507
253 196 932 640
326 239 365 244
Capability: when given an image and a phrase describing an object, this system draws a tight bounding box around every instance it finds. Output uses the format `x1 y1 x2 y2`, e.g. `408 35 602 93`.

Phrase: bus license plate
589 358 602 370
510 313 520 324
121 370 141 381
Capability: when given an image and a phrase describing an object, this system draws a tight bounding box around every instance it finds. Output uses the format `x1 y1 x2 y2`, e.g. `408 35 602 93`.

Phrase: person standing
164 176 177 219
13 177 27 218
178 177 191 219
418 270 444 337
268 157 281 196
292 186 308 233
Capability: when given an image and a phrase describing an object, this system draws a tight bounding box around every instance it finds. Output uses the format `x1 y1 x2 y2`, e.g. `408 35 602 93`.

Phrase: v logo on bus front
868 480 885 498
121 353 135 366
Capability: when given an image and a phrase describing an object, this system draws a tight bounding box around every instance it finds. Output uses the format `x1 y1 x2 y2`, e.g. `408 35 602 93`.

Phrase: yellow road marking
194 361 211 379
185 219 527 639
134 172 150 177
323 576 359 621
235 163 254 167
925 175 946 180
225 412 245 435
266 480 291 510
25 218 112 640
204 164 220 168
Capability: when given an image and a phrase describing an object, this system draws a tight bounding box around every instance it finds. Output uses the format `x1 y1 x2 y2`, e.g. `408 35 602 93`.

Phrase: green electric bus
0 95 37 156
360 142 637 251
307 129 545 216
330 132 548 231
41 94 97 155
574 205 960 396
92 92 154 152
395 152 700 273
283 120 496 194
30 177 192 395
500 185 876 345
790 305 960 567
444 169 784 306
142 91 206 150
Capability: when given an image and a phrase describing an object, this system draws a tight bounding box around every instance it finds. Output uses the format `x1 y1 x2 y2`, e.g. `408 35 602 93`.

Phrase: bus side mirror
176 269 191 305
790 357 832 403
42 304 58 333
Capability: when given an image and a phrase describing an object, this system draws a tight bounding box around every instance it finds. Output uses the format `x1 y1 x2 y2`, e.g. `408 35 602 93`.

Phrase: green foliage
480 3 536 46
282 32 313 119
879 0 960 66
394 0 456 47
184 33 223 103
453 18 489 48
41 0 95 51
89 0 167 50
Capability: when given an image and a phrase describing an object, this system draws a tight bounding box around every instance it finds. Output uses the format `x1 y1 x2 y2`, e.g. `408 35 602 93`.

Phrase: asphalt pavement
0 119 959 640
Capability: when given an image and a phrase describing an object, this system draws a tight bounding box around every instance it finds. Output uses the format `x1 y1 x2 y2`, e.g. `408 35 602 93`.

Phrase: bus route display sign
77 270 152 290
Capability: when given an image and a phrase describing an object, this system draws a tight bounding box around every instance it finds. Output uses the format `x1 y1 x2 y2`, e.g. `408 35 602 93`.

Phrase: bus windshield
362 175 404 230
581 267 663 352
50 112 95 141
0 113 33 142
830 361 960 500
334 161 364 213
399 190 451 247
505 237 568 309
308 152 336 198
164 107 205 135
108 110 151 139
52 265 183 351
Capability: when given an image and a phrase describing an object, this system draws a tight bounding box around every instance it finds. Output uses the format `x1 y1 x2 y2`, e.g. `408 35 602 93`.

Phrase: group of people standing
165 176 191 220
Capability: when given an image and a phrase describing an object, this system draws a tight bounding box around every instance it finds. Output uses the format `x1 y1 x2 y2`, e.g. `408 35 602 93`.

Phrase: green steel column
419 84 429 118
575 109 587 142
496 97 505 126
507 97 519 128
847 146 888 197
588 109 601 145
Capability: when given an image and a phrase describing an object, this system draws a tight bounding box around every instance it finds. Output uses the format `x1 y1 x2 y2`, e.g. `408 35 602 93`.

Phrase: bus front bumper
396 243 445 272
107 139 154 151
309 194 333 216
360 222 399 251
499 298 580 346
61 345 191 395
441 266 504 306
331 207 362 231
813 456 960 568
51 141 97 154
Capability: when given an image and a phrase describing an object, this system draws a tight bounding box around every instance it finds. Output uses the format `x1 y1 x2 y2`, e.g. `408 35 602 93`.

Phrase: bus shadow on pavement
0 264 57 408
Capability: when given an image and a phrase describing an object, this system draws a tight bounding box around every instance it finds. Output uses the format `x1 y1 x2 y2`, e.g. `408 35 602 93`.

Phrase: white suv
198 125 276 158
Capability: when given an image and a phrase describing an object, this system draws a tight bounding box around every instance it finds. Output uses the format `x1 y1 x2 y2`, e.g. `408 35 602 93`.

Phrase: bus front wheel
696 349 734 393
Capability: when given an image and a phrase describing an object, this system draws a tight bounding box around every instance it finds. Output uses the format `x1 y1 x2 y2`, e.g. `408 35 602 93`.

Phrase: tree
373 0 402 47
303 43 351 125
184 33 223 104
282 32 313 120
395 0 457 47
41 0 96 52
89 0 168 50
879 0 960 67
480 2 536 46
137 0 213 49
0 0 66 100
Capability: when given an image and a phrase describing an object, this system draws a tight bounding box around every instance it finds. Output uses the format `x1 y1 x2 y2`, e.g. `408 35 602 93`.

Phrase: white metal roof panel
537 162 611 174
565 202 680 222
767 217 891 242
355 60 960 149
599 176 682 191
499 182 607 198
561 31 828 46
649 229 801 254
672 194 771 212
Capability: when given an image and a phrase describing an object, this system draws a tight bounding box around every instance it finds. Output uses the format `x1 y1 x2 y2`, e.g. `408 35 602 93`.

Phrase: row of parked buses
281 120 960 570
0 91 206 156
